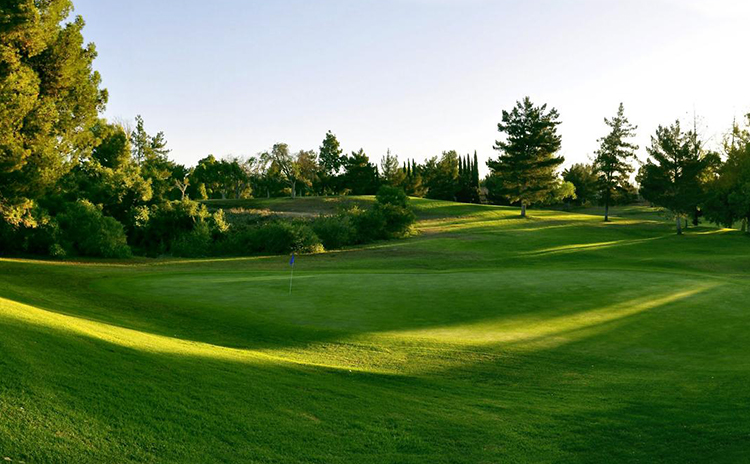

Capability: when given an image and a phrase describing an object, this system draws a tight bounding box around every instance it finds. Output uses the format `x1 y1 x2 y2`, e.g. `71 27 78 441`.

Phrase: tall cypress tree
487 97 564 217
593 103 638 222
472 151 480 189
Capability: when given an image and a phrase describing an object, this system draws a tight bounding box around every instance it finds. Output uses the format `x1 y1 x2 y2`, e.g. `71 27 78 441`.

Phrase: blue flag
289 253 295 265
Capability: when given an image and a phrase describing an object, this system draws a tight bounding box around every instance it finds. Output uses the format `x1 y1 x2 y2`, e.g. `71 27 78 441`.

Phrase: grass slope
2 200 750 463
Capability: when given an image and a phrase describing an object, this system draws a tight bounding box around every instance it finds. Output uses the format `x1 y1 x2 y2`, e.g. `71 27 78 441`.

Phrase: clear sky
73 0 750 174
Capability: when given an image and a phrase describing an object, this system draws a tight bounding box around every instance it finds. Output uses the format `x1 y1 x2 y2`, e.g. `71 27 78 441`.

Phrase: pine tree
318 131 343 194
487 97 564 217
639 121 717 234
593 103 638 221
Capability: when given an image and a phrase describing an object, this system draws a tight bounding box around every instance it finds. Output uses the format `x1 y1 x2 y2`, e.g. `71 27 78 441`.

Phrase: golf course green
2 199 749 463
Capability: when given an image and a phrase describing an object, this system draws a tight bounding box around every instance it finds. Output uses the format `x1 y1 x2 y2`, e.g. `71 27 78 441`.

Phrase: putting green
2 200 750 463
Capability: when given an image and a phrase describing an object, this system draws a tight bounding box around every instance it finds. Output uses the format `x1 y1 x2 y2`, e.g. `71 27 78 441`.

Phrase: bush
57 200 132 258
219 220 323 255
376 202 416 238
132 199 227 256
349 206 387 243
376 185 409 208
171 222 213 257
311 214 356 249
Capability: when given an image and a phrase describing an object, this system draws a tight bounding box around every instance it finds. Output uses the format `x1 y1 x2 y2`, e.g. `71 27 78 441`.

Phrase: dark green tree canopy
487 97 564 216
593 103 638 220
342 149 379 195
319 130 343 175
0 0 107 226
562 163 598 206
639 120 718 234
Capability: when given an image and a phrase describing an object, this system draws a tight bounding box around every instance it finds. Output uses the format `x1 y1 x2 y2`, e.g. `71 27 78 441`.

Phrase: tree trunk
604 202 610 222
291 182 296 199
520 203 527 218
675 216 682 235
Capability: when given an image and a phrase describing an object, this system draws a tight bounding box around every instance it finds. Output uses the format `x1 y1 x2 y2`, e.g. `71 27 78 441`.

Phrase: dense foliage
486 97 564 217
3 0 750 261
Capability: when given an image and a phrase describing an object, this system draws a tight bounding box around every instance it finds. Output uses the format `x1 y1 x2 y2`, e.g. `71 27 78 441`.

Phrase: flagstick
289 262 294 294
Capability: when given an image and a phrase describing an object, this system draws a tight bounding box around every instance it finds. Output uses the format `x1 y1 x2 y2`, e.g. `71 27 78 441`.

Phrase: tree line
2 0 750 261
184 136 483 205
485 97 750 235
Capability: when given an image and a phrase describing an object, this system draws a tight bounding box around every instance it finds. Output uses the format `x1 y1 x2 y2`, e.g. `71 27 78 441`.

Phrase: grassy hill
2 199 750 463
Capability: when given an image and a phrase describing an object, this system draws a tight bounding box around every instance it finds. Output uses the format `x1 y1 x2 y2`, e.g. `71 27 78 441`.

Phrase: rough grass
2 199 750 463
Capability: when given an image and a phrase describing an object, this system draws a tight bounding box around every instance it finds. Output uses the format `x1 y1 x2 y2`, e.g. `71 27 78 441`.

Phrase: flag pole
289 253 295 294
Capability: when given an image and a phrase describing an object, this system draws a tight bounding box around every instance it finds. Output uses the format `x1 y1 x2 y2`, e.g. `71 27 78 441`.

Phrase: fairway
2 200 750 463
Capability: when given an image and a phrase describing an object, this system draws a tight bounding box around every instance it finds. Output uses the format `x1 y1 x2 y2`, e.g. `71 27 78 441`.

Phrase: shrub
311 214 356 249
171 222 213 257
376 185 409 208
56 200 132 258
349 206 387 243
219 220 323 255
132 199 227 256
376 202 416 238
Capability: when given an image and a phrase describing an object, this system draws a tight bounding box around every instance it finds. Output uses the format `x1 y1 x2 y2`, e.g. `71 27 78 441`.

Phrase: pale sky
74 0 750 174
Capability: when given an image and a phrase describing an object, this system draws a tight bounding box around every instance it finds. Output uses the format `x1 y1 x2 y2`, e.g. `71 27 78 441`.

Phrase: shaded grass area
2 201 750 462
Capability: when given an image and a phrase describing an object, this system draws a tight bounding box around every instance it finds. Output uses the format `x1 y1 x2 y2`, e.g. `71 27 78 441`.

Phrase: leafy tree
294 150 320 197
423 151 460 201
68 121 152 226
56 200 132 258
546 180 577 206
190 155 251 199
0 0 107 227
263 143 304 198
593 103 638 221
318 131 343 194
705 117 750 231
639 121 718 234
487 97 564 217
246 154 286 198
562 163 598 206
342 149 380 195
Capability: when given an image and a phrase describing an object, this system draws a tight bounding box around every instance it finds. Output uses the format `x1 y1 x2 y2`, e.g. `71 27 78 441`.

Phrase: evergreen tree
639 121 718 234
342 149 380 195
318 130 343 194
705 117 750 231
0 0 107 227
131 115 178 202
423 151 460 201
487 97 564 217
472 151 480 190
593 103 638 221
380 149 405 187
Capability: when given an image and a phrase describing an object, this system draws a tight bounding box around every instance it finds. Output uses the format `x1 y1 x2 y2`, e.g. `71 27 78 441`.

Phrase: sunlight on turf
521 235 669 257
377 285 715 351
0 296 373 373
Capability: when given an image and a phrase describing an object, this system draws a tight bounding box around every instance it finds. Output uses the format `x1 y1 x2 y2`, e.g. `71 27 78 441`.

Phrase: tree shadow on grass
3 281 748 464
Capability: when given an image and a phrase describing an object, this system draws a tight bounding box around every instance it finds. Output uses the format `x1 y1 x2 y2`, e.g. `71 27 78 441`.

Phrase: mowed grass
2 200 750 463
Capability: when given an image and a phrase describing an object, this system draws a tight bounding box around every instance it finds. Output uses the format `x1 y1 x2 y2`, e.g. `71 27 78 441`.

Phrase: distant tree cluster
486 97 750 235
3 1 750 260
